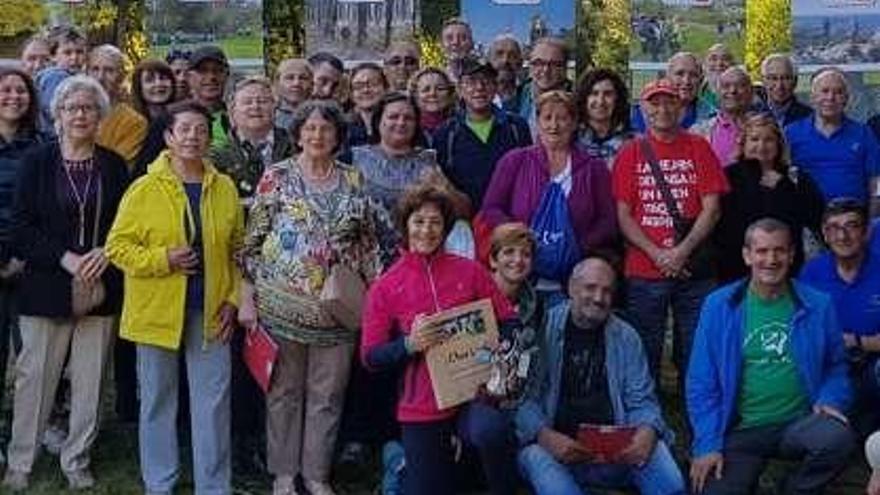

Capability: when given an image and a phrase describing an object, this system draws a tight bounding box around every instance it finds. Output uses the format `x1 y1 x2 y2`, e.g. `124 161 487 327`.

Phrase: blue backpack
530 182 582 282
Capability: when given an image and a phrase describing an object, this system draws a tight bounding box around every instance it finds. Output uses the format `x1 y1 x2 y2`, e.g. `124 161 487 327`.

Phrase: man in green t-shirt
687 217 854 494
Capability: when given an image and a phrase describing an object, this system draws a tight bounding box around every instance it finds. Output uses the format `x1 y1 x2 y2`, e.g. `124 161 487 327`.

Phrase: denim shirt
515 301 673 446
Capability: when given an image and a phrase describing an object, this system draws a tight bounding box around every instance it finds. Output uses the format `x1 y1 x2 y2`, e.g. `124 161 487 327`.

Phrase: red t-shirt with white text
612 131 728 279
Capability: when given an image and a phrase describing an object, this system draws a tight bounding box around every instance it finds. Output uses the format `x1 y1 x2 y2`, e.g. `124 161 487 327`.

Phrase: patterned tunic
242 157 382 345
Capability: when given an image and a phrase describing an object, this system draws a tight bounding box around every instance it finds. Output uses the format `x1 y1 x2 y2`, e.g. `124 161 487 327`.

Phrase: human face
350 68 385 112
586 79 617 126
187 60 228 106
164 111 210 162
297 110 338 159
529 43 566 93
489 39 522 73
58 90 101 142
312 62 342 100
277 63 313 108
811 72 848 121
21 40 50 76
441 24 473 60
140 70 174 106
406 202 445 255
642 94 681 134
568 260 615 329
742 125 780 167
743 229 794 291
761 58 796 106
231 83 274 135
379 100 417 150
538 101 575 150
718 70 752 114
667 56 701 104
0 74 31 126
705 48 733 77
88 55 123 97
54 40 87 72
384 44 420 92
823 212 868 261
415 72 453 114
490 243 533 287
460 74 496 114
169 59 191 100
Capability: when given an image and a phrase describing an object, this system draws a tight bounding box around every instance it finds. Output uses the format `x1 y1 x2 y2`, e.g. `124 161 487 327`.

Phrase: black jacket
12 143 129 317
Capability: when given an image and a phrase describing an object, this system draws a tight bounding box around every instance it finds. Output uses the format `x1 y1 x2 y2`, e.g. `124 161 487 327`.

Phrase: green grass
150 35 264 60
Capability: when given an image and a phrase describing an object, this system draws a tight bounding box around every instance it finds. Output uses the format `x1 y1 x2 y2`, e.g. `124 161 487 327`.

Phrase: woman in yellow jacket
106 101 243 495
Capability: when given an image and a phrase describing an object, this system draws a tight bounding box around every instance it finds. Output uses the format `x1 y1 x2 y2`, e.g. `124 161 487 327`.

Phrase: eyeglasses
823 221 865 236
352 81 384 92
61 104 98 115
461 77 494 88
237 97 274 107
530 59 565 71
386 56 418 67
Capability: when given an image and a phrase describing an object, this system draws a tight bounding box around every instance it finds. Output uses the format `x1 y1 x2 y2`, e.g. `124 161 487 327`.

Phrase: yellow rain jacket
106 150 244 350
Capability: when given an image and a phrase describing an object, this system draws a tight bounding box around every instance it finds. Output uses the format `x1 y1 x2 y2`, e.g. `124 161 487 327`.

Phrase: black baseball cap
460 57 498 79
188 46 228 70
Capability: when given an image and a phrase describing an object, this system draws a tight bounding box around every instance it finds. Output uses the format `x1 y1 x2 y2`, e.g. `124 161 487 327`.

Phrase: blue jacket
686 279 852 457
432 108 531 209
515 301 673 446
0 130 46 262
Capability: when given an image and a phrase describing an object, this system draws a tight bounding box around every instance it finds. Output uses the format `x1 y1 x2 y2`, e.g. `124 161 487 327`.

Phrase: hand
690 452 724 493
843 332 858 348
813 404 849 426
651 247 689 278
238 282 257 329
77 248 109 283
0 257 25 278
60 251 84 276
167 246 199 274
868 469 880 495
537 428 592 465
860 335 880 353
216 302 237 343
617 426 657 466
407 314 446 353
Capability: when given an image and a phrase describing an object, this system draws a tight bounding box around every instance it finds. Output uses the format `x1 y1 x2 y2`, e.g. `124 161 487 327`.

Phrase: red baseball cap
640 78 679 101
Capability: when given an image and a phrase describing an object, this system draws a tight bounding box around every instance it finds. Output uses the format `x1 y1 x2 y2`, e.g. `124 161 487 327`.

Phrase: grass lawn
150 36 264 60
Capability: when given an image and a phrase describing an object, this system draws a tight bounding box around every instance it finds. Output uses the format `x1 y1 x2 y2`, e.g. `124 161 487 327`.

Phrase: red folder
576 424 637 463
243 324 278 393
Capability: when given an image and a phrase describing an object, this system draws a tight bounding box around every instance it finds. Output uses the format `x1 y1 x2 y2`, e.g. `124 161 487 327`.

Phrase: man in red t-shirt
612 78 728 382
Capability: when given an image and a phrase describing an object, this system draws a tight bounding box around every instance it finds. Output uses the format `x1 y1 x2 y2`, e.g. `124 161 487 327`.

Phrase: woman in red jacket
361 182 520 495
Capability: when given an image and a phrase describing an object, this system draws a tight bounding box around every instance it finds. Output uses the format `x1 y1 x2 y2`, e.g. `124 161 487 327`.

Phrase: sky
462 0 576 51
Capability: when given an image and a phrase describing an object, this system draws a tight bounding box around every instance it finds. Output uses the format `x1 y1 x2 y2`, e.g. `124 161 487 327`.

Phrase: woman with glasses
4 75 128 491
347 63 389 150
409 67 456 136
715 113 825 282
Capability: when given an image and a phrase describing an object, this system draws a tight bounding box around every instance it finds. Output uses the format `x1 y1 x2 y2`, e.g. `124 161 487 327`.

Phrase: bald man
784 68 880 212
692 67 753 166
632 52 716 132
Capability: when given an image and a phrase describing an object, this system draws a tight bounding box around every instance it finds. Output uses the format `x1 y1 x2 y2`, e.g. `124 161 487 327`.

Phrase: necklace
298 158 335 183
63 158 94 246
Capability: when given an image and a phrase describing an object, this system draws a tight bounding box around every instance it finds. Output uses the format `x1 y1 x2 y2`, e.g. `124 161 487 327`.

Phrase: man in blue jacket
687 217 854 494
515 257 685 494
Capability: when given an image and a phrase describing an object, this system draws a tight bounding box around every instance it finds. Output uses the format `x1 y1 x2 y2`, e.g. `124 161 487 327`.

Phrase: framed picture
424 298 500 410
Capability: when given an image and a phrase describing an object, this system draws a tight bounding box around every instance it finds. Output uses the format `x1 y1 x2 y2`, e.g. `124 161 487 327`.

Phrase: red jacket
361 250 516 423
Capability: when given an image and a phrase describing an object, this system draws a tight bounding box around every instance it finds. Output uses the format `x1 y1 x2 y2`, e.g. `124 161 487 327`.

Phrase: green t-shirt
737 288 809 429
466 116 494 144
211 109 229 149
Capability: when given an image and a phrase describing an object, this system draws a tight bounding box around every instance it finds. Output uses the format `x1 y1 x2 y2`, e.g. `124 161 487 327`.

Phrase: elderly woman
362 182 520 495
481 90 617 300
347 63 389 149
88 44 148 170
238 100 381 495
4 75 128 491
106 101 243 494
130 59 176 177
715 113 825 282
574 68 633 166
410 67 456 136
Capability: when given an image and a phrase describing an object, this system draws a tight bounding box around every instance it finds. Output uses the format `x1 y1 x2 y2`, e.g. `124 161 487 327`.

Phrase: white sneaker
42 424 67 455
65 468 95 490
273 475 298 495
303 479 336 495
2 469 29 492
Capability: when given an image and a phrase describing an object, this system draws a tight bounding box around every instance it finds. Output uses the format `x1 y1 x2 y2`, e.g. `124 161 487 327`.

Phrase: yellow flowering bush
745 0 791 77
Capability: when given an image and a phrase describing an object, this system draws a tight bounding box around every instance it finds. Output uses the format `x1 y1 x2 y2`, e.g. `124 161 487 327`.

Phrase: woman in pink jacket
361 182 520 495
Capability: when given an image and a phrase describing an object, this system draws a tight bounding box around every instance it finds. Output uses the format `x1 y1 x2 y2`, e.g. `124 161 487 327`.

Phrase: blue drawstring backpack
530 182 582 282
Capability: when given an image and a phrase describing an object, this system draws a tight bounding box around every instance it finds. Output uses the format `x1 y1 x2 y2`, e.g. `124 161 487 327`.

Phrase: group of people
1 15 880 495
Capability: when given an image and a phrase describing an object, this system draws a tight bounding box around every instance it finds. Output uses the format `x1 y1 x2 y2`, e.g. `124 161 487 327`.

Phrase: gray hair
490 34 522 53
568 256 617 287
89 44 125 68
811 66 850 96
668 51 703 76
50 75 111 136
743 217 793 248
289 99 347 155
720 66 751 85
761 53 797 77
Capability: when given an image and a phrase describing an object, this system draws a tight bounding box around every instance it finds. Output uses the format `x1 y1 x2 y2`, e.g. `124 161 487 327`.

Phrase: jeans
518 440 685 495
401 401 517 495
624 277 715 382
137 309 231 495
703 414 855 494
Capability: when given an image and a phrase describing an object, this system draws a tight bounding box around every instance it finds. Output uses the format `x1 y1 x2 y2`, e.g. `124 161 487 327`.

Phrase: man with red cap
612 78 729 385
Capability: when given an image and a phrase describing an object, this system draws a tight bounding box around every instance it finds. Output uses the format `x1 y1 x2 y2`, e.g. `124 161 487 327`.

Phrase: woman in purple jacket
480 90 617 298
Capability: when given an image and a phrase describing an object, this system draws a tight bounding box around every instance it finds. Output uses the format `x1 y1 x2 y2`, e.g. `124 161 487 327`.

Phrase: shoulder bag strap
638 137 688 234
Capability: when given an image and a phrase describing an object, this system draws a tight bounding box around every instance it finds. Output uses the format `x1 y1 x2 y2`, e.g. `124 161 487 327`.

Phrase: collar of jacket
454 105 511 127
726 277 809 309
147 149 221 190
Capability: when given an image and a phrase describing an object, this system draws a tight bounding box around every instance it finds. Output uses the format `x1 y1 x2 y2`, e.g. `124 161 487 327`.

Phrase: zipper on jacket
423 256 441 312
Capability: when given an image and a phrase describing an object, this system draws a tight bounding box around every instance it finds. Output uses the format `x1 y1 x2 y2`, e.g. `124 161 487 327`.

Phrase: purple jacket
480 144 618 253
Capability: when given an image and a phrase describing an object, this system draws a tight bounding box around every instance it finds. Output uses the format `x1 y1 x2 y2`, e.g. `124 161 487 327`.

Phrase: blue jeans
137 310 231 495
624 277 715 381
518 440 685 495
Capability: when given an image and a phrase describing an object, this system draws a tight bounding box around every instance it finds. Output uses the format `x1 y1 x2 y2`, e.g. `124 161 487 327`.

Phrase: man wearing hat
187 45 232 148
433 56 532 210
612 78 728 384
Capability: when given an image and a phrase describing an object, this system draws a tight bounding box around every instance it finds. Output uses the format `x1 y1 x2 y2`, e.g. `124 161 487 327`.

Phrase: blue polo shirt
800 250 880 336
784 116 880 202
